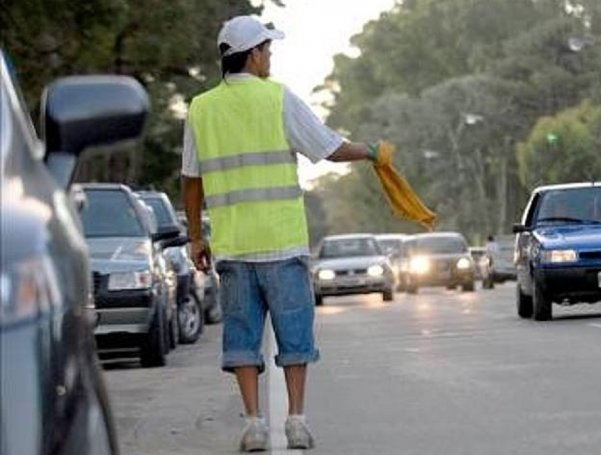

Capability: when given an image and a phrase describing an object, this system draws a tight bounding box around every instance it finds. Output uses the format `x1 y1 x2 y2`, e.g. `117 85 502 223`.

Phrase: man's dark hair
219 40 270 79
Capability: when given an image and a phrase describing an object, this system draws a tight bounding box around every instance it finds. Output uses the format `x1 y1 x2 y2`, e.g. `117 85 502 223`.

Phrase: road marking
588 323 601 329
267 322 304 454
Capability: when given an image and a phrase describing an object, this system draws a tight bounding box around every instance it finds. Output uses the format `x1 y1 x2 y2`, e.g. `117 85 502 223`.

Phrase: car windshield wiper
537 217 601 225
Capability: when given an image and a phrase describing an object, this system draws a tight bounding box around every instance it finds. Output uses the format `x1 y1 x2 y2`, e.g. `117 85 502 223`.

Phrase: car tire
315 294 323 306
204 288 222 325
169 310 179 351
482 277 494 289
516 283 533 319
383 288 394 302
140 308 167 368
462 281 475 292
178 292 204 344
532 278 552 321
446 284 455 290
406 284 418 294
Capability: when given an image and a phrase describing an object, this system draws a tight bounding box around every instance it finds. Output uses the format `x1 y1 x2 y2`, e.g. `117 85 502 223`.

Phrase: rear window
320 237 381 258
413 237 467 254
80 190 145 238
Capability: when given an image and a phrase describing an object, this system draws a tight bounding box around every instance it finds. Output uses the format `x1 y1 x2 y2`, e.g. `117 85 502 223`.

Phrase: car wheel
178 292 204 344
314 294 323 306
396 279 406 292
406 284 418 294
204 288 222 324
482 276 494 289
462 281 475 292
516 283 533 319
532 278 552 321
169 309 179 350
140 308 167 368
446 284 455 290
383 288 394 302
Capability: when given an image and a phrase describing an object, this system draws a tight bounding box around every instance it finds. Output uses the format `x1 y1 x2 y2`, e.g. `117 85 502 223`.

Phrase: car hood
534 224 601 250
315 256 388 270
412 252 470 261
86 237 152 273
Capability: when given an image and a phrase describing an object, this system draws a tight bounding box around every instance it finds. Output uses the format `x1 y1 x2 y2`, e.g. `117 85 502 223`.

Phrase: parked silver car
79 183 185 366
313 234 395 305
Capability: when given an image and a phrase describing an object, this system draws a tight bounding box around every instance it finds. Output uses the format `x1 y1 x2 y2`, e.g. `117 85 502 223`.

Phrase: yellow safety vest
188 77 309 257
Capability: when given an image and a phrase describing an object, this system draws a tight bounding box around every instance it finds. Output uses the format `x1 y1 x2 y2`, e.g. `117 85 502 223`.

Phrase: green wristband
368 142 379 162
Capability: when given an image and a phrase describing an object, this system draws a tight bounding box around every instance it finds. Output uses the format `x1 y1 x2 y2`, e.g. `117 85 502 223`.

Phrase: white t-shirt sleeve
181 119 202 177
283 87 344 163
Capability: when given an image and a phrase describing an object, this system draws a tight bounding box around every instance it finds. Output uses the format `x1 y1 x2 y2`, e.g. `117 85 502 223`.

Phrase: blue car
513 182 601 320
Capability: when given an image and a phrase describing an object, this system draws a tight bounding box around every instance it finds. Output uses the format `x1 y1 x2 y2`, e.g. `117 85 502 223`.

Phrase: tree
2 0 266 201
309 0 601 241
517 100 601 190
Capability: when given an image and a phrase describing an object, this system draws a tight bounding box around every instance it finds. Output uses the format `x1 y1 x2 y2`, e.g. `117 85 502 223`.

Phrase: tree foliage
308 0 601 242
2 0 265 201
518 101 601 189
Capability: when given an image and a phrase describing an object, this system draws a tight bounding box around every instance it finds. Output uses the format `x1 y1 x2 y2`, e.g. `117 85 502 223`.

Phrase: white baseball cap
217 15 284 57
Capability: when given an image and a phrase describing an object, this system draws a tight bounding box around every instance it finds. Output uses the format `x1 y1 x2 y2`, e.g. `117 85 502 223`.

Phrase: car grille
336 269 367 276
580 251 601 260
92 272 106 295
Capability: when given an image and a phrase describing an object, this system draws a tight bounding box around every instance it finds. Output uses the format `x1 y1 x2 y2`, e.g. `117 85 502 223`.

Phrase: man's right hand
369 140 394 166
191 239 211 272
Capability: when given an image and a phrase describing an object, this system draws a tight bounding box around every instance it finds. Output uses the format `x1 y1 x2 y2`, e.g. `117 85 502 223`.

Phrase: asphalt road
104 283 601 455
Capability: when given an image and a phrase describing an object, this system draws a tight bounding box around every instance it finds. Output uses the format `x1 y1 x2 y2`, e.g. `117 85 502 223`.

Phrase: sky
257 0 398 186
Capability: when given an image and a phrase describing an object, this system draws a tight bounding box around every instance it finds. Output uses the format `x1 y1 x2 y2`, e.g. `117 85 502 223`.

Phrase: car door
0 55 118 455
515 192 542 295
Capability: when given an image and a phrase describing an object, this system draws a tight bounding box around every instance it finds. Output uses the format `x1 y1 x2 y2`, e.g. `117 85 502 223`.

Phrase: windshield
319 237 381 259
536 187 601 225
412 237 468 255
142 197 172 228
80 190 145 238
376 239 403 256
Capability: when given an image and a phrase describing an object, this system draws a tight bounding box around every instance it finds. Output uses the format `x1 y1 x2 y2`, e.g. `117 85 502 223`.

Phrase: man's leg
284 364 307 415
235 366 260 416
283 363 314 449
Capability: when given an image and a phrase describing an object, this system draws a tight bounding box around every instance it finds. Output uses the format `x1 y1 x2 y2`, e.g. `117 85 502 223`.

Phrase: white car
313 234 395 305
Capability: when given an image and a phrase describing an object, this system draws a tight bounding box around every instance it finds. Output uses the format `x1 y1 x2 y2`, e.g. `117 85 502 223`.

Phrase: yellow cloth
373 141 437 231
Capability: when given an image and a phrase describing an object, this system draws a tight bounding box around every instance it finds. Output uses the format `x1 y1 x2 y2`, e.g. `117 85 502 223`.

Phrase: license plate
598 272 601 288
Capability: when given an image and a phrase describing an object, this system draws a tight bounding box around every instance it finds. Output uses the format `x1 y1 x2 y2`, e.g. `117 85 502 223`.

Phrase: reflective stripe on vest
204 185 302 208
187 77 309 257
201 150 296 174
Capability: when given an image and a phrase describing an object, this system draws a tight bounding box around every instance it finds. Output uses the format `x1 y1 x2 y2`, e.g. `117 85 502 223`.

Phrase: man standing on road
182 15 384 452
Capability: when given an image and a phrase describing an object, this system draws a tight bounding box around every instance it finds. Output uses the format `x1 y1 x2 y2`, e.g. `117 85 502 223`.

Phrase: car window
535 187 601 224
414 237 467 254
377 239 400 255
142 197 172 228
80 189 145 237
0 84 10 162
1 57 41 162
320 238 380 258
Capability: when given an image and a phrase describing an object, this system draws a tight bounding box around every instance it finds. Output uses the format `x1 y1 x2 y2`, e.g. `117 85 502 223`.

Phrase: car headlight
317 269 336 280
540 249 578 264
456 257 471 270
1 255 61 326
367 265 385 277
410 256 430 275
108 271 152 290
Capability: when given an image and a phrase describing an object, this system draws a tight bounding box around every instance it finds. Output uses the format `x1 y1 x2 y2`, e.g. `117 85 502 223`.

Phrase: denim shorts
216 256 320 373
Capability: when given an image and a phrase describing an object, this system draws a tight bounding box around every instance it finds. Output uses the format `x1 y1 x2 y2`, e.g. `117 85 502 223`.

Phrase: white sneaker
285 415 315 450
239 417 269 452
